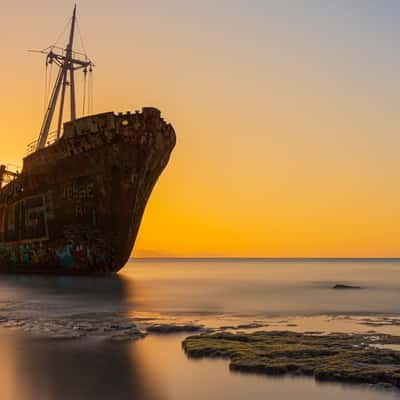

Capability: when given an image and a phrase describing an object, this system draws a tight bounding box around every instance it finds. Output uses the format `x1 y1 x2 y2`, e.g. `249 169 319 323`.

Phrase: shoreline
1 317 400 395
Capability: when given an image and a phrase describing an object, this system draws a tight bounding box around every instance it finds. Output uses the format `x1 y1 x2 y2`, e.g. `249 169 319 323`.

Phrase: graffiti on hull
0 194 48 243
0 238 111 271
0 183 111 271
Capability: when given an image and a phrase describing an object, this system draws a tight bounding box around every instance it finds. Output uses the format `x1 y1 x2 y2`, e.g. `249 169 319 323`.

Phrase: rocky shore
146 323 205 334
4 304 400 392
183 331 400 390
0 314 147 341
0 313 207 341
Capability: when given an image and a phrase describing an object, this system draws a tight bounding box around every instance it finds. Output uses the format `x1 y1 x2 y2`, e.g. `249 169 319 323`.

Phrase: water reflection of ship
0 330 164 400
0 274 137 316
0 273 164 400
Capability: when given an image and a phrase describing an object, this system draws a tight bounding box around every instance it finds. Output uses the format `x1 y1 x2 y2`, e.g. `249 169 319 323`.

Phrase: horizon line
130 257 400 262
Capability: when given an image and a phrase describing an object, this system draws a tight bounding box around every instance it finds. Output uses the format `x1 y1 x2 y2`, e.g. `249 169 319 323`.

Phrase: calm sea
0 259 399 400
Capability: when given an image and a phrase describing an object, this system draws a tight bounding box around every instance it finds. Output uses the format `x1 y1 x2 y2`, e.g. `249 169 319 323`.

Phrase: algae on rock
183 331 400 388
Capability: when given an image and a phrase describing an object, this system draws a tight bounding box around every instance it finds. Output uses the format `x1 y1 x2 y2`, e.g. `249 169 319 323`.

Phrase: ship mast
35 5 93 150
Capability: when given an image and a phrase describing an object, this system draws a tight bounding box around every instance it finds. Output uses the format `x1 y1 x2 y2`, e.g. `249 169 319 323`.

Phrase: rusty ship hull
0 108 175 274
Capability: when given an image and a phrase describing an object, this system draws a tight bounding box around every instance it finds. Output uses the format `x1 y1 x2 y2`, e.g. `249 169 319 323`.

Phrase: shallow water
0 332 397 400
1 259 400 318
122 259 400 316
0 259 400 399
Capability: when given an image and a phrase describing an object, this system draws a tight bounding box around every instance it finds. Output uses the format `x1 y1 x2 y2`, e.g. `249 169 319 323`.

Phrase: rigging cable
44 62 48 113
53 16 72 47
77 17 93 116
91 68 94 114
88 67 94 115
44 62 54 113
48 62 54 98
76 19 87 56
82 68 88 115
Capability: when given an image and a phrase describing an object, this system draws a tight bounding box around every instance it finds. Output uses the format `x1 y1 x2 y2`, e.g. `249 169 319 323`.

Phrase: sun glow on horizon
2 1 400 257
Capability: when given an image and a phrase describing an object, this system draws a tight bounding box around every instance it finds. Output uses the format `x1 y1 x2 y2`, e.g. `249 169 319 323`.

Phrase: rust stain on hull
0 107 176 274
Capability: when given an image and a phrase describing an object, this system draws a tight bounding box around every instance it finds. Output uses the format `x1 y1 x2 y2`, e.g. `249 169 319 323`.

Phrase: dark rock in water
333 284 362 290
359 318 400 328
236 323 267 330
219 326 236 330
110 329 147 342
219 323 268 331
374 382 396 391
183 331 400 389
146 323 203 334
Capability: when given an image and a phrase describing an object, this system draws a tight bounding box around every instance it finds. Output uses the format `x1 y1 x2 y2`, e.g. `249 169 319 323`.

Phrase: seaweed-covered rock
236 323 267 330
146 323 204 334
110 329 147 342
183 331 400 388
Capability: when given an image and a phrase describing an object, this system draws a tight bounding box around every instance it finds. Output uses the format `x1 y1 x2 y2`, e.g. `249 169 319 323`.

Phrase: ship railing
25 130 60 156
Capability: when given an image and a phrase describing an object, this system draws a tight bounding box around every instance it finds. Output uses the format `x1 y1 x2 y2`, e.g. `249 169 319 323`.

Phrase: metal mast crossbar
35 5 94 150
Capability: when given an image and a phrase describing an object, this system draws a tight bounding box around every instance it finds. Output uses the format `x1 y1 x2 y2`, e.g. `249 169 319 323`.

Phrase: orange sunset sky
2 1 400 257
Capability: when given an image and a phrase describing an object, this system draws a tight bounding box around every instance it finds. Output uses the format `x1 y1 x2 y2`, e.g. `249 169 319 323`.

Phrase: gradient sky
2 0 400 257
